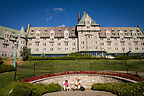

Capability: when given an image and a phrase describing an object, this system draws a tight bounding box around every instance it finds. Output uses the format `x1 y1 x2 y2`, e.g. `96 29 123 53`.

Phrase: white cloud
58 24 65 27
53 8 65 12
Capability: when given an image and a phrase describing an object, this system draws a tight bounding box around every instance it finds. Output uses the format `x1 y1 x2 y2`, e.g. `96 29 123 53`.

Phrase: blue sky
0 0 144 30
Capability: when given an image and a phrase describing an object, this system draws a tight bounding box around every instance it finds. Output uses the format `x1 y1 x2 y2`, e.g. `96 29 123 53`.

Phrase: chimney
78 12 80 24
27 24 31 33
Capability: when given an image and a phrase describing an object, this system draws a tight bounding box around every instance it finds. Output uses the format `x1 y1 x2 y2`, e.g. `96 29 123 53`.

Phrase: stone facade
0 11 144 58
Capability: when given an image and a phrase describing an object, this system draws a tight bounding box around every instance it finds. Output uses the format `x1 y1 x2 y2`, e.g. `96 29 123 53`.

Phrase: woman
63 80 70 91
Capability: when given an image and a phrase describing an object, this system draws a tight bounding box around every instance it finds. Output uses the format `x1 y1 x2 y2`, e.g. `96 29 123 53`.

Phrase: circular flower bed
19 71 143 82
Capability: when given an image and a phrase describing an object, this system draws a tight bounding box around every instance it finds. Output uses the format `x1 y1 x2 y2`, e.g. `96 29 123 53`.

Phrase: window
57 48 61 50
95 46 98 49
36 33 40 36
86 21 90 24
121 43 124 46
81 41 84 44
101 43 104 46
29 43 32 46
65 48 68 51
65 42 68 46
57 43 61 46
142 48 144 50
115 48 118 50
108 43 111 46
50 48 53 51
72 38 75 40
124 30 127 32
112 30 114 32
136 30 140 32
50 43 54 46
108 47 111 50
45 30 47 32
36 43 39 46
58 38 61 40
128 42 131 45
65 38 68 40
72 48 76 51
114 38 117 40
107 38 110 40
31 30 34 32
72 43 76 46
65 33 68 36
87 26 90 28
129 47 132 50
142 43 144 45
51 33 54 36
35 48 39 51
43 43 46 46
135 47 138 50
43 48 46 51
100 38 103 40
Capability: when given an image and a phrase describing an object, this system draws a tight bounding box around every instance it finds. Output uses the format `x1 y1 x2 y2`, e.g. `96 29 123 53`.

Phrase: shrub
92 81 144 96
9 82 61 96
0 64 15 73
115 55 142 60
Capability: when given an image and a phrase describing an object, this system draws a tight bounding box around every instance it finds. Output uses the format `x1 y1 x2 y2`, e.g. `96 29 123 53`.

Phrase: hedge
9 82 61 96
115 55 143 60
0 64 15 73
92 81 144 96
28 56 105 61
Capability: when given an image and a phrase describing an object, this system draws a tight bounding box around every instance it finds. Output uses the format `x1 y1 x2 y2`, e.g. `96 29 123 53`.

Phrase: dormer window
31 30 34 32
87 26 90 28
112 30 114 32
136 30 140 32
86 21 90 24
124 30 127 32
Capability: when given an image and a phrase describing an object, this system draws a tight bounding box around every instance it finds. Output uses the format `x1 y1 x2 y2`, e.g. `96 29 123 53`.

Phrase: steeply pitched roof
77 11 100 26
0 26 19 39
20 26 26 38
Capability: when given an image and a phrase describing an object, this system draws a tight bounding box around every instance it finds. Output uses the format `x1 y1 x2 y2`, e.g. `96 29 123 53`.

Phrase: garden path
43 90 116 96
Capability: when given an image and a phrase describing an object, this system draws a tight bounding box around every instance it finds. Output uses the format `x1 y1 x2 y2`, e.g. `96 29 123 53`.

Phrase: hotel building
0 12 144 58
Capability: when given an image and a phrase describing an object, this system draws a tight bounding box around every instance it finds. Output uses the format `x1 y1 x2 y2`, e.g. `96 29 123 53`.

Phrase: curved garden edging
19 71 143 83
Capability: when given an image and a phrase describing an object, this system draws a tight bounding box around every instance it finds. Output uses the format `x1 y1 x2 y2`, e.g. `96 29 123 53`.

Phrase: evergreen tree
20 46 31 61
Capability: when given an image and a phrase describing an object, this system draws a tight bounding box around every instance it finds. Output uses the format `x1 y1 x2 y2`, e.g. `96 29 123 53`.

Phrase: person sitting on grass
63 80 70 91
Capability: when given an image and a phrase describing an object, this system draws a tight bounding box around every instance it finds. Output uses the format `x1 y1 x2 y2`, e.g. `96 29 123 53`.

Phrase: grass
0 59 144 95
0 72 16 96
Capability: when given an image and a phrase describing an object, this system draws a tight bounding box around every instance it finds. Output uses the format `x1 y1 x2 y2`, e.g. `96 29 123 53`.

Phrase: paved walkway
39 74 123 89
43 90 116 96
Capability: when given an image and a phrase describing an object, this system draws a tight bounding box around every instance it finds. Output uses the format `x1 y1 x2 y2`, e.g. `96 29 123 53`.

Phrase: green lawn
0 59 144 95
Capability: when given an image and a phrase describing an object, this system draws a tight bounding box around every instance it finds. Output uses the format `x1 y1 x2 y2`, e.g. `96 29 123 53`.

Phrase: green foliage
0 57 3 65
28 55 105 61
40 53 45 57
9 82 61 96
92 81 144 96
20 46 31 61
115 55 142 60
0 64 15 73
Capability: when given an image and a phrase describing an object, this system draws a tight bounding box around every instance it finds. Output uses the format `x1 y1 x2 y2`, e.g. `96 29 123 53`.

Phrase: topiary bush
9 82 61 96
92 81 144 96
0 64 15 73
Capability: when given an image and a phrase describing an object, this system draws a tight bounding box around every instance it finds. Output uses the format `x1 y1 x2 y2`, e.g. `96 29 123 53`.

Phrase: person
75 79 81 90
63 80 70 91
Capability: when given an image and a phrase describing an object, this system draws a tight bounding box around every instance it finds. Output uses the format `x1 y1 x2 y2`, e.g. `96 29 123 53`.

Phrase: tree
20 46 31 61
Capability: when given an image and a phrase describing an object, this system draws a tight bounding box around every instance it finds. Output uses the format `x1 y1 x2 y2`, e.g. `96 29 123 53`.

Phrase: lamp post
13 41 18 81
